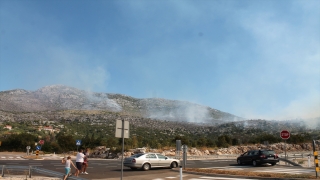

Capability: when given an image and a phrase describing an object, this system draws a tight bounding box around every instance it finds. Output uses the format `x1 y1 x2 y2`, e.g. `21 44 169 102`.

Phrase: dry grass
184 168 317 179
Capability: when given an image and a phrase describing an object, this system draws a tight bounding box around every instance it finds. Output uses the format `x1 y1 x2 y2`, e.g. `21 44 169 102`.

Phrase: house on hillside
43 126 54 133
4 125 12 130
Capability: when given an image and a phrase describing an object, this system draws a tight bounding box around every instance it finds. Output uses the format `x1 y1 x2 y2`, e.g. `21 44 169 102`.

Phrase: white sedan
123 153 180 171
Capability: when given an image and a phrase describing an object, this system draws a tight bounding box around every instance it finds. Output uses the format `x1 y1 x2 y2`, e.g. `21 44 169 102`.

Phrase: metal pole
121 119 125 180
2 165 4 177
284 140 287 166
313 140 318 178
29 166 31 178
308 155 311 167
179 166 183 180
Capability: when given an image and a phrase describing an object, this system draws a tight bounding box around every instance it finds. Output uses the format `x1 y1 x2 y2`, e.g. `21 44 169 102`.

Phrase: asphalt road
0 158 316 180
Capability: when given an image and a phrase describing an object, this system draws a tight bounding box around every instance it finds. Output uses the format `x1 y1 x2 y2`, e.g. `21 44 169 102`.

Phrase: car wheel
252 160 258 167
142 163 151 171
170 162 178 168
237 160 242 165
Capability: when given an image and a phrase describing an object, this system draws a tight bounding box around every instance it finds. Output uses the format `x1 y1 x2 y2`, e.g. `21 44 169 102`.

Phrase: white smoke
83 91 122 112
145 99 211 123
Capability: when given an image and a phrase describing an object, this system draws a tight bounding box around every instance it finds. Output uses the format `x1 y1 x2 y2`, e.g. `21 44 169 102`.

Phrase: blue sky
0 0 319 120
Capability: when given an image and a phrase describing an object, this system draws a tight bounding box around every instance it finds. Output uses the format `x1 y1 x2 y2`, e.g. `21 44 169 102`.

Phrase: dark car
236 149 279 166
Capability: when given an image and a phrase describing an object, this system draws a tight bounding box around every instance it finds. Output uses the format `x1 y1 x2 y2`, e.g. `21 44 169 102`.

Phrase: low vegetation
0 117 319 154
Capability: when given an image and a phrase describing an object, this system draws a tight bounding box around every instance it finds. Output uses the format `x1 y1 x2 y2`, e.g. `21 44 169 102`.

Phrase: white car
123 153 180 171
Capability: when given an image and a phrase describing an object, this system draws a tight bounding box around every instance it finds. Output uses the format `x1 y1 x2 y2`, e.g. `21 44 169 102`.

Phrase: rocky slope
0 85 241 124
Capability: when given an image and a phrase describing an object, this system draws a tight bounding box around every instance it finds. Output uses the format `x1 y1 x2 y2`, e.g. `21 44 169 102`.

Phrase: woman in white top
61 156 77 180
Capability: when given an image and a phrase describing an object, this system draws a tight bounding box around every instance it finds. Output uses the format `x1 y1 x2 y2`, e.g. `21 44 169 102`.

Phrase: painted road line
254 168 314 174
189 177 259 180
206 166 245 170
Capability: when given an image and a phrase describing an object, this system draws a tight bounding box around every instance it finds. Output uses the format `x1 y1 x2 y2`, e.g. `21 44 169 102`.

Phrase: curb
171 168 316 180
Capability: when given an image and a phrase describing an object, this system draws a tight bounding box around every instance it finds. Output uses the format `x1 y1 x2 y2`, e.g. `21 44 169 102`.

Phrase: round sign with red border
280 130 290 140
39 140 44 145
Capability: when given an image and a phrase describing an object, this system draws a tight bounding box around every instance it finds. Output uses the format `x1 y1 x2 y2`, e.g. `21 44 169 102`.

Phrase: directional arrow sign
76 140 82 146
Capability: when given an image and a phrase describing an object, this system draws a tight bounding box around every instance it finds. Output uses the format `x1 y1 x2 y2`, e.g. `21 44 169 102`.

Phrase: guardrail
168 154 239 160
278 152 313 159
1 165 88 180
168 152 317 160
1 165 31 178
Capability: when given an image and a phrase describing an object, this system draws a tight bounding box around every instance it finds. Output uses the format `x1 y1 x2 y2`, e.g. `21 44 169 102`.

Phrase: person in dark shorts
75 149 84 176
81 148 89 174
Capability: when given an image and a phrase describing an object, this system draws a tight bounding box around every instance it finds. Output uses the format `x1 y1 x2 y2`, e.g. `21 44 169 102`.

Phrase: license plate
268 157 274 159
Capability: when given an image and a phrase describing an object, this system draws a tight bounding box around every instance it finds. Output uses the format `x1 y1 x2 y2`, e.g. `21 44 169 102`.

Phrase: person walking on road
82 148 89 174
61 156 76 180
75 149 85 176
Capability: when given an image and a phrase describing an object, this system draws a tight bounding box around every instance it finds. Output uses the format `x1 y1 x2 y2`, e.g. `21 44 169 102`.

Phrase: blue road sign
36 145 41 150
76 140 81 146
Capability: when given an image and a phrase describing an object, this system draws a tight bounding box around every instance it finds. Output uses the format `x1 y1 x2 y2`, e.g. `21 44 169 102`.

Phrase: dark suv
236 149 279 166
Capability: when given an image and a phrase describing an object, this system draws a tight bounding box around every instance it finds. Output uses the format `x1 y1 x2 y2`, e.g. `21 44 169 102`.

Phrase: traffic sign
26 146 31 150
280 130 290 139
76 140 81 146
115 120 129 138
36 145 41 150
39 140 44 145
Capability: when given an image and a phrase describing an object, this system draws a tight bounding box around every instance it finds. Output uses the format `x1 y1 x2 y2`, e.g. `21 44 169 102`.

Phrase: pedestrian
61 156 76 180
82 148 89 174
75 149 85 176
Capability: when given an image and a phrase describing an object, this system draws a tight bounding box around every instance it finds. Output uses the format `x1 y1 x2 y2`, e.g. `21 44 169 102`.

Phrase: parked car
236 149 279 166
123 153 180 171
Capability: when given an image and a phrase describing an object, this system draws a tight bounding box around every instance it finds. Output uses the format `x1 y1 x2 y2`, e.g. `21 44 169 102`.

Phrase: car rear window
131 154 144 158
261 150 275 155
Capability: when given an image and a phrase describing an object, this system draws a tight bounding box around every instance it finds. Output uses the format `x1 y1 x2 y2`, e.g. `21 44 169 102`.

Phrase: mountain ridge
0 85 242 124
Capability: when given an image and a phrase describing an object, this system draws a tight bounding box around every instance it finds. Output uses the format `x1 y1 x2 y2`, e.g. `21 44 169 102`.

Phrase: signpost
35 146 41 158
280 130 290 160
280 130 290 140
76 140 82 151
26 146 31 155
312 140 319 178
38 140 44 153
176 140 181 159
39 140 44 145
115 119 129 180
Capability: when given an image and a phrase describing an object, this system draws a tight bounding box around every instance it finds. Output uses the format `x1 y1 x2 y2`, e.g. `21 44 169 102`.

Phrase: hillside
0 85 241 124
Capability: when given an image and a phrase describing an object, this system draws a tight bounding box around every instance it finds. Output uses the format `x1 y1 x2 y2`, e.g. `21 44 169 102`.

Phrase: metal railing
1 165 88 180
1 165 31 178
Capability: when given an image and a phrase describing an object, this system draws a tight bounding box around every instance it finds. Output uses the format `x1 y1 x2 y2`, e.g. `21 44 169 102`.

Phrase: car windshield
261 150 275 155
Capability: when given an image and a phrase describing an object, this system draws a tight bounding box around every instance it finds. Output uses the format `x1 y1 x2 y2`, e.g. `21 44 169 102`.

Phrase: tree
1 133 37 151
56 134 75 152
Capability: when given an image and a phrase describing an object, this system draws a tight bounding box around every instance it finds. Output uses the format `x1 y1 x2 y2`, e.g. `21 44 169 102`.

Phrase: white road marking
199 177 259 180
254 167 315 174
205 166 245 170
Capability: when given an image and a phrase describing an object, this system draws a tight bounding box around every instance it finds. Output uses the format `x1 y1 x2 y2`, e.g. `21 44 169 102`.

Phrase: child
82 148 89 174
61 156 77 180
81 156 89 174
